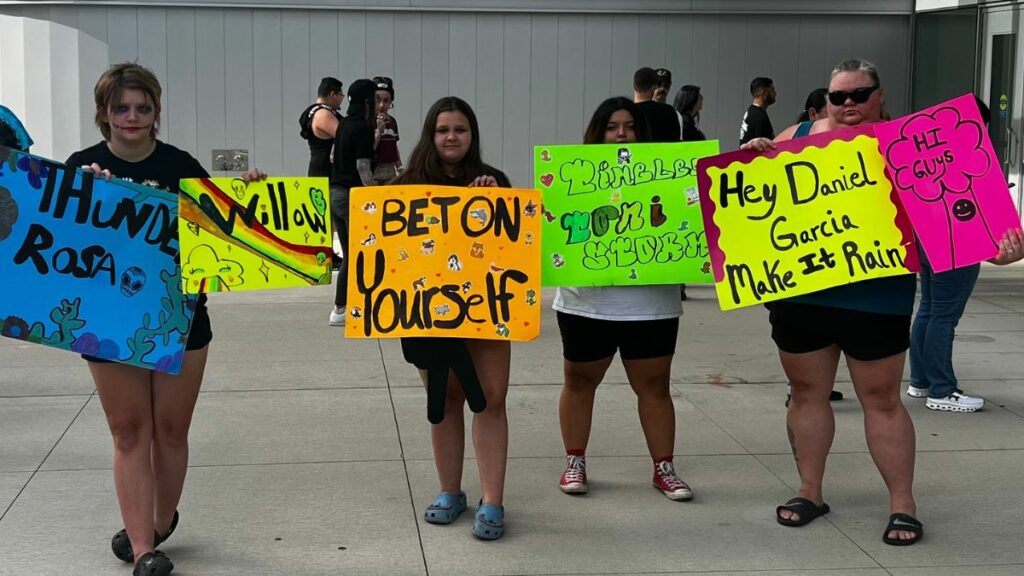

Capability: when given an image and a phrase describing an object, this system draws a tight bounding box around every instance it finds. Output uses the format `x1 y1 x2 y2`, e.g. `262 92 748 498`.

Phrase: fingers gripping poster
697 127 919 311
534 142 720 286
345 185 542 341
178 177 332 293
0 148 196 374
874 93 1021 272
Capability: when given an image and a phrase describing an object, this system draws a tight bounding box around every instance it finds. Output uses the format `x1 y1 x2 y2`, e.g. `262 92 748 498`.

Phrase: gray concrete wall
0 4 911 186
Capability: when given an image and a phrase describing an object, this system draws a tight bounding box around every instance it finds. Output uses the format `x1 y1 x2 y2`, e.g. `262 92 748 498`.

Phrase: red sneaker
559 455 588 494
653 460 693 501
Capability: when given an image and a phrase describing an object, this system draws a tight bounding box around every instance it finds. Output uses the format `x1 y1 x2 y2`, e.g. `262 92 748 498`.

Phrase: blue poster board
0 147 196 374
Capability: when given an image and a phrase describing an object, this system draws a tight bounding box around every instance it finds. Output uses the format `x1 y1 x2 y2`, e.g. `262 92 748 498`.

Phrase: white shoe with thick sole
906 385 928 398
329 306 346 326
925 390 984 413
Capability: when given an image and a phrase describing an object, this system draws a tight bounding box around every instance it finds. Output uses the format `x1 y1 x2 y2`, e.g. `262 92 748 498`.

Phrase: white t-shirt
553 285 682 321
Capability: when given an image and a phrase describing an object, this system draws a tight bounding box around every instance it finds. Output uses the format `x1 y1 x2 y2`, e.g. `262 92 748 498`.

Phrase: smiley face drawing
951 198 977 222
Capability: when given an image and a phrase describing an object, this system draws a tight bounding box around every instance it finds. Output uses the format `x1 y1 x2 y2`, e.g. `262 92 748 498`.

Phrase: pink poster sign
875 93 1020 272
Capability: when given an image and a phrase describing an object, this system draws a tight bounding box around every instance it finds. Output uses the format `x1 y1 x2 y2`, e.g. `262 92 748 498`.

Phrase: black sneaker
133 551 173 576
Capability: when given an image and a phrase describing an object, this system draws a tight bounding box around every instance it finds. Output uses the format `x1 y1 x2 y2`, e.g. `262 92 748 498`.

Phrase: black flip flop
112 510 180 563
883 512 923 546
776 497 831 527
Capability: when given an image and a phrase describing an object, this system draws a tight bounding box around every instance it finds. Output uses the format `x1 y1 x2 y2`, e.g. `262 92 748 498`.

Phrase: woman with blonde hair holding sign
741 59 924 545
554 97 694 502
390 96 513 540
68 62 265 575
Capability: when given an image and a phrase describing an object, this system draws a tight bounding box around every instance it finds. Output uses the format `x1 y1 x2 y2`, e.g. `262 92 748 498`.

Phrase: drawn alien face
120 267 147 297
952 198 977 222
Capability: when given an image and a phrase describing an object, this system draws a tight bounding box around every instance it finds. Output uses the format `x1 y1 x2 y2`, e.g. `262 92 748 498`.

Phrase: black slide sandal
776 497 831 527
112 510 179 563
883 512 923 546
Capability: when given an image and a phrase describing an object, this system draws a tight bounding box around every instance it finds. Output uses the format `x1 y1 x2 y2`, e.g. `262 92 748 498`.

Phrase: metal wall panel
0 5 912 187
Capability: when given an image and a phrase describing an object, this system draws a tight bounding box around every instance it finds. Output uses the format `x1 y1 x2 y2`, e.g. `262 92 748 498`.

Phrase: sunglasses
827 85 879 106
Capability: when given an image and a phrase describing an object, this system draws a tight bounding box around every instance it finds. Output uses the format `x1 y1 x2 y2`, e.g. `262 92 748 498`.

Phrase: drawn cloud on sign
884 106 991 201
182 245 244 290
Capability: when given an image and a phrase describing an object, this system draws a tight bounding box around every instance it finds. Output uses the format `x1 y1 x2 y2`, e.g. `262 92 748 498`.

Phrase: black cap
655 68 672 85
373 76 394 99
346 78 376 116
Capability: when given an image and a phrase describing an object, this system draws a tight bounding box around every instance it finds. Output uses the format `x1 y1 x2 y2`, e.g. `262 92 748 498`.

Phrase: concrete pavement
2 265 1023 576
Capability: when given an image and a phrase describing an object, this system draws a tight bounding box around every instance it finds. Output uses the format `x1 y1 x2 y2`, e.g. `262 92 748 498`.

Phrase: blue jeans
909 248 980 398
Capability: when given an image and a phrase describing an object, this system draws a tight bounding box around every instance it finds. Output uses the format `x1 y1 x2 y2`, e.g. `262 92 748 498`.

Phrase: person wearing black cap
299 77 344 178
372 76 402 184
652 68 672 104
739 76 776 145
633 67 681 143
329 78 377 327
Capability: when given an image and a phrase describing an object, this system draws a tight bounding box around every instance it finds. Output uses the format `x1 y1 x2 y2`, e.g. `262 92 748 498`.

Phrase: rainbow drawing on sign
178 177 332 293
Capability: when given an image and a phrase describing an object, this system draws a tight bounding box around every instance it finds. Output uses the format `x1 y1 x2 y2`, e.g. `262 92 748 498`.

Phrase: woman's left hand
241 168 268 183
989 228 1024 265
468 175 498 188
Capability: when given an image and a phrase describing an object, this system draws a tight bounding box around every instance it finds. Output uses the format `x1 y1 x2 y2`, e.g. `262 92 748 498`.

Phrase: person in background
739 77 776 145
907 97 1024 412
328 78 376 327
299 77 344 178
633 67 681 143
673 84 706 142
372 76 402 184
797 88 828 123
653 68 673 104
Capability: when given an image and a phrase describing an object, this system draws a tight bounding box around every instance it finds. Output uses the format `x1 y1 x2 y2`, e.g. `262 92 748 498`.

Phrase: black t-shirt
66 140 209 194
300 103 343 178
681 114 706 142
331 116 375 188
739 104 774 144
636 100 682 143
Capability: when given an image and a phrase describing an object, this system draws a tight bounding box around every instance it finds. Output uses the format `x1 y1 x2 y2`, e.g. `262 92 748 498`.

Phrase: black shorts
82 300 213 364
556 311 679 363
768 301 909 361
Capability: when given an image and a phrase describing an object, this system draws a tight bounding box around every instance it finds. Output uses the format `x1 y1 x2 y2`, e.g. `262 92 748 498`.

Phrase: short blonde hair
94 62 162 140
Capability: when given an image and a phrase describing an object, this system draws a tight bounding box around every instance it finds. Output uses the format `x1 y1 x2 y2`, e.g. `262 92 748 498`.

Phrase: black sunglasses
827 85 879 106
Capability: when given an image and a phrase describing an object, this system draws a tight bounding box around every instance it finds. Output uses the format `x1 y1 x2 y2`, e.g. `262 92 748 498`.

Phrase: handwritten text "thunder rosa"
558 157 696 195
14 162 176 286
354 250 528 336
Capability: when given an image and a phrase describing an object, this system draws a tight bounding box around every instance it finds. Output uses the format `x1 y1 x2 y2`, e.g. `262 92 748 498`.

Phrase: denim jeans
909 248 980 398
330 186 350 308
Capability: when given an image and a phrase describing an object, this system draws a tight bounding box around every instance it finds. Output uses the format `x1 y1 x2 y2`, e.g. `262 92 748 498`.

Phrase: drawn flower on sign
16 155 49 189
885 106 991 201
181 245 245 292
0 315 30 340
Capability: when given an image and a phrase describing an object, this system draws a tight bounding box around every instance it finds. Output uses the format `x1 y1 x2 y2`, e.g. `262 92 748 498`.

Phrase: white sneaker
926 390 984 413
329 306 346 326
906 385 928 398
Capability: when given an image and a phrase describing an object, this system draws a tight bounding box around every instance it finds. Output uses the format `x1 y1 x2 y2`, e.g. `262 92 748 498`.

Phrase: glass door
982 5 1024 220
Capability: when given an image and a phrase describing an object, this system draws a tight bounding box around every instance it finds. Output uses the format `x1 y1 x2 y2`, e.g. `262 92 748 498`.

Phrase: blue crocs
424 491 467 524
471 501 504 540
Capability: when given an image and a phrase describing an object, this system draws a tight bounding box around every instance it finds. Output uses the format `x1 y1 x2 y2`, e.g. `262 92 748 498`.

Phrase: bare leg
91 362 156 560
847 353 918 542
421 369 467 494
150 346 208 534
622 355 675 459
467 340 511 506
559 356 614 453
777 346 841 523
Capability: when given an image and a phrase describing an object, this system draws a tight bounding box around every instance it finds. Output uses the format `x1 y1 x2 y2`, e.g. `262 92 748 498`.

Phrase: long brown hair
583 97 651 144
393 96 493 185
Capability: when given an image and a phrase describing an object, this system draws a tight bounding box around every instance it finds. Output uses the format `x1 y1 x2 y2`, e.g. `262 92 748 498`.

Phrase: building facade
1 1 914 187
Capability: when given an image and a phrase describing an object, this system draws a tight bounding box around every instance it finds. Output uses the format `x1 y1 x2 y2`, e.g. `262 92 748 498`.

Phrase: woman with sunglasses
741 59 923 546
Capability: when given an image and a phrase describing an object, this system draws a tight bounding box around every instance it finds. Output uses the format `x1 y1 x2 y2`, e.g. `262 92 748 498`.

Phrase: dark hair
633 67 659 92
94 62 162 140
975 95 991 125
373 76 394 100
393 96 495 185
750 77 774 97
317 77 342 98
673 85 702 118
583 97 652 145
345 78 376 122
797 88 828 122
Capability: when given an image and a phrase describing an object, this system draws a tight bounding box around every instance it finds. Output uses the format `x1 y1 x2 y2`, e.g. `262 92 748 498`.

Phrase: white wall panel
0 5 912 184
196 8 226 172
